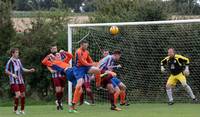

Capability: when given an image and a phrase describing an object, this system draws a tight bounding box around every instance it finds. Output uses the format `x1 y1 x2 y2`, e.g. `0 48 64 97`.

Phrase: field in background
12 11 90 32
0 104 199 117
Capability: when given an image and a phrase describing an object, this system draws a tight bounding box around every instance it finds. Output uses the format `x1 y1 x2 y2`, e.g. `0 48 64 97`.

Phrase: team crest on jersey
174 60 176 63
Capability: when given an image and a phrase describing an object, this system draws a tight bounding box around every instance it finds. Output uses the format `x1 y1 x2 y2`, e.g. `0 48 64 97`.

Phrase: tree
0 0 15 98
90 0 168 23
168 0 200 15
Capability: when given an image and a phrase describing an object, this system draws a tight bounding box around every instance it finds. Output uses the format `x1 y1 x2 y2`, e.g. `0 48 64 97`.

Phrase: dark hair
10 48 19 56
113 50 121 55
80 40 88 45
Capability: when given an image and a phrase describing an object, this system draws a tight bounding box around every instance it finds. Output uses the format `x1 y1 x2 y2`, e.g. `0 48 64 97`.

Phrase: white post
67 25 72 106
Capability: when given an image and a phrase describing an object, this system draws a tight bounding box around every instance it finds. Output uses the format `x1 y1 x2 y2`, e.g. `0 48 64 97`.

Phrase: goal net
67 19 200 104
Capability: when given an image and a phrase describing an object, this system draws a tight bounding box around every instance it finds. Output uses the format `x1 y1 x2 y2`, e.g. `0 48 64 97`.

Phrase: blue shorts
111 77 121 88
52 65 65 73
66 68 77 87
73 66 91 80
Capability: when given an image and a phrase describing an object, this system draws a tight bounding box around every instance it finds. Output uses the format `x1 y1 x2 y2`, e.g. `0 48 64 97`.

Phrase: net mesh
70 22 200 103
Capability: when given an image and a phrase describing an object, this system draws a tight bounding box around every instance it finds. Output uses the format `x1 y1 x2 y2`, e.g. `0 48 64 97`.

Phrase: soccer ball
110 26 119 35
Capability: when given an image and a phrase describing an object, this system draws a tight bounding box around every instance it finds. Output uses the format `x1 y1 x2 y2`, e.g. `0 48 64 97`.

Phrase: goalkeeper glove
161 66 165 73
183 66 190 76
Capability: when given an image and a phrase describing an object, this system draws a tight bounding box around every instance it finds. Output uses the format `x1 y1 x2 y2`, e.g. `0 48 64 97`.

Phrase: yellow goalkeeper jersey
161 54 189 75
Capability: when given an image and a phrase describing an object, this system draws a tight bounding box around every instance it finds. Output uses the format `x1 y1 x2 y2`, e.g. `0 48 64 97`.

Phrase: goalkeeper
161 48 197 105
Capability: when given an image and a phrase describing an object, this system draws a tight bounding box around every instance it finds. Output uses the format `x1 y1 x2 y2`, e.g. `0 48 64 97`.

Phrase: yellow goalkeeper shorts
167 72 187 86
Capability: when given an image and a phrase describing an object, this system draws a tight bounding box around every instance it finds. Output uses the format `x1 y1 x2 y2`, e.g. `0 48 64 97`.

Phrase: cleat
69 103 77 111
68 109 78 113
111 106 122 111
20 110 25 115
90 103 95 106
168 101 174 105
192 98 198 103
84 101 91 105
120 102 130 106
14 110 20 115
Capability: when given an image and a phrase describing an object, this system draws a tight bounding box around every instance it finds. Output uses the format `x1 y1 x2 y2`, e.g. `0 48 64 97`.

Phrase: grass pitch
0 103 199 117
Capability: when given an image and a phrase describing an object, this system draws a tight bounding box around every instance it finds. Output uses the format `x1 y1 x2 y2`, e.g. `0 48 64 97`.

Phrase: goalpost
68 19 200 105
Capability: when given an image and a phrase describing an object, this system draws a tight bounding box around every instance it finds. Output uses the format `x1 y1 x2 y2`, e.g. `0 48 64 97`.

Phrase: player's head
112 50 121 61
80 40 89 50
168 48 175 58
103 49 109 57
50 44 58 54
10 48 19 58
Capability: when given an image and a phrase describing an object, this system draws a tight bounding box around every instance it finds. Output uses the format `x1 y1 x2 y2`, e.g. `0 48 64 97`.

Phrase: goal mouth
67 19 200 104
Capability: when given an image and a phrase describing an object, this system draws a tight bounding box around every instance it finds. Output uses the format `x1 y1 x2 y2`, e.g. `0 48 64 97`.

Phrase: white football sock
185 85 195 99
166 88 173 102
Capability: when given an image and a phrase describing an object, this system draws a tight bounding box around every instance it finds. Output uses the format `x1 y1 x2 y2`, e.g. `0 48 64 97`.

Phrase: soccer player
42 53 79 113
161 48 197 105
5 48 35 115
79 74 95 105
102 50 129 106
47 45 72 110
72 40 101 111
98 50 122 111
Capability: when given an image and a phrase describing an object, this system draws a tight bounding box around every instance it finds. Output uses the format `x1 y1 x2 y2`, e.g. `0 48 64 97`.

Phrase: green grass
0 104 200 117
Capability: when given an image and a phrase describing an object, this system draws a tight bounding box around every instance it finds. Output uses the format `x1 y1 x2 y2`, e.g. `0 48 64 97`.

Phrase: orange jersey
42 52 73 69
61 51 73 64
75 48 93 67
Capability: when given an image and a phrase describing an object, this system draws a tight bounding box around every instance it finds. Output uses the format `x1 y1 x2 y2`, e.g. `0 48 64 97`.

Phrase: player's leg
71 78 84 109
166 75 177 105
106 83 121 111
111 78 120 105
85 83 94 104
59 77 66 110
79 85 85 105
114 86 120 105
88 66 101 87
53 78 63 110
178 73 196 101
11 84 20 115
19 84 26 114
118 82 129 106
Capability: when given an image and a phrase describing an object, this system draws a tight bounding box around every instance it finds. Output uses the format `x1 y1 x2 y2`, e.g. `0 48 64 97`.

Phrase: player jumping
46 45 72 110
161 48 197 105
71 40 101 111
98 50 122 111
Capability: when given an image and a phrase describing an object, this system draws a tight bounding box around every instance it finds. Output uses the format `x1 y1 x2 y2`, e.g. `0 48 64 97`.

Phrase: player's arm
18 60 35 73
42 55 53 67
177 55 190 65
177 55 190 76
47 66 56 73
108 64 122 70
87 54 94 64
77 51 93 66
160 56 168 73
22 68 35 73
63 52 73 63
